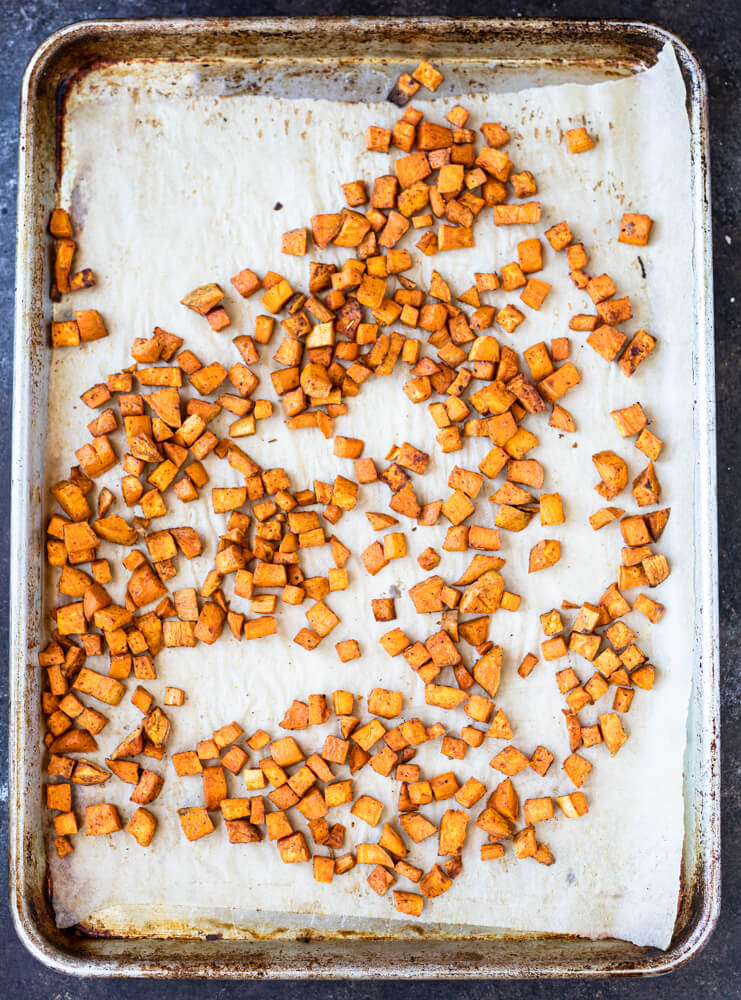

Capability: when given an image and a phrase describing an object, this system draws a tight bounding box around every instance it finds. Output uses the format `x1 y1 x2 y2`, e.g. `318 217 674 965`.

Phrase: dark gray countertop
2 1 738 994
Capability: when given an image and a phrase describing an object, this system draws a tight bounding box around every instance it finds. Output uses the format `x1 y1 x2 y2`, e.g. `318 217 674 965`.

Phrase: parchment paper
45 45 693 949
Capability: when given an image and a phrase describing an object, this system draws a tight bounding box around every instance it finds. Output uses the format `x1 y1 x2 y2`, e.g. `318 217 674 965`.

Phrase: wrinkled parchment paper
45 45 693 948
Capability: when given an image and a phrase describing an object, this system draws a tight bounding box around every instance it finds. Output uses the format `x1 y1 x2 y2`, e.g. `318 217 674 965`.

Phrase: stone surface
1 0 737 993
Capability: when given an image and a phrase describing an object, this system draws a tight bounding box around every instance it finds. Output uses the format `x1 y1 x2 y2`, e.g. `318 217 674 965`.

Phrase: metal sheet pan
10 16 719 978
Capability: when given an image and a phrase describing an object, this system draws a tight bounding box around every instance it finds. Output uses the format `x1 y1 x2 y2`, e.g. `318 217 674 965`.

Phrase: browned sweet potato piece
126 807 157 846
619 213 653 246
556 792 589 818
459 571 503 614
178 806 215 841
181 283 224 315
277 831 311 863
528 539 561 573
85 802 122 836
593 451 628 500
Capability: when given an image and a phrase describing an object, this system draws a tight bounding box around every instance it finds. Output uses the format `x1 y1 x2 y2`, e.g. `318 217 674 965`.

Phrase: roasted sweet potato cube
476 808 519 841
583 670 609 702
625 662 653 695
439 734 465 760
123 807 156 847
490 746 530 776
424 682 466 711
265 811 293 841
295 787 328 820
225 819 261 844
46 783 72 812
419 864 452 898
393 890 423 916
142 707 170 748
619 329 657 376
130 768 163 806
319 734 348 766
277 831 312 863
85 802 122 836
599 713 628 755
525 746 553 778
305 600 339 638
371 598 396 623
181 283 224 315
556 792 589 819
587 324 628 364
441 490 475 526
230 268 261 298
311 855 335 884
634 593 665 623
486 708 513 740
177 808 214 842
351 794 384 827
608 688 635 720
281 228 308 256
563 753 593 790
479 843 504 862
192 601 225 645
592 450 629 501
172 750 202 777
325 780 353 809
366 125 392 152
425 628 462 669
520 277 551 310
70 268 97 295
411 59 443 91
74 309 108 343
566 127 595 153
523 797 554 825
366 865 395 896
73 667 125 706
528 539 561 573
270 736 304 768
618 213 653 246
53 811 79 836
633 461 662 508
380 628 411 658
539 493 565 526
608 403 646 443
513 824 538 859
200 766 227 811
438 809 469 857
367 688 403 719
635 427 663 461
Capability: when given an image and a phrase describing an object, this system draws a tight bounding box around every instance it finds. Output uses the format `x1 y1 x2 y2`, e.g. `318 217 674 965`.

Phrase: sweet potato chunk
490 746 530 776
566 127 595 153
618 213 653 246
599 712 628 755
556 792 589 818
181 283 224 315
438 809 469 857
85 802 122 836
528 539 561 573
178 806 215 841
593 451 628 500
126 807 157 846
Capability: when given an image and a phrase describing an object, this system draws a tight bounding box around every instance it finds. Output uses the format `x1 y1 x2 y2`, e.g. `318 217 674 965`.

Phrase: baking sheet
44 44 693 950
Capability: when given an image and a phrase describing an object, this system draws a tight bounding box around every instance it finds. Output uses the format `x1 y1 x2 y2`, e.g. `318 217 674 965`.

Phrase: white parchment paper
45 45 693 948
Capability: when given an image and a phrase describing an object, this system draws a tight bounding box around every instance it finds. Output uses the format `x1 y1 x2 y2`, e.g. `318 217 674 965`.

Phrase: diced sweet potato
85 802 122 836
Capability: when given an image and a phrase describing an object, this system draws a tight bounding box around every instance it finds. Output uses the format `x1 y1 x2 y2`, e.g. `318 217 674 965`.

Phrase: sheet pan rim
10 13 719 979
